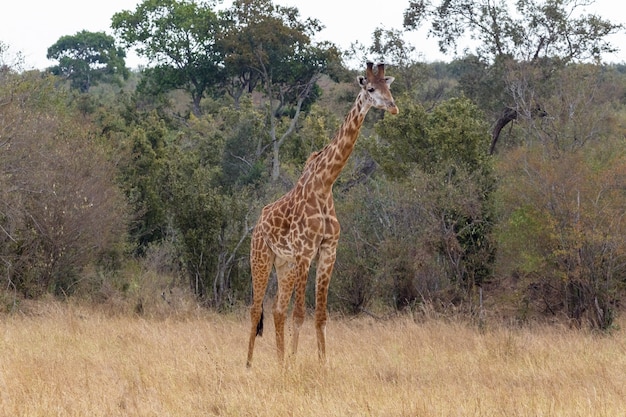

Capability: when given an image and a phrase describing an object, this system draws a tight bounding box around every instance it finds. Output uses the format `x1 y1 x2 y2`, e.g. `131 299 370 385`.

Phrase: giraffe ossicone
246 62 398 367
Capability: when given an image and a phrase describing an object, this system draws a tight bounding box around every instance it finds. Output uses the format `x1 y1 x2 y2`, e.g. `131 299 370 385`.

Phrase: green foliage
213 101 269 190
47 30 128 92
373 96 491 177
404 0 623 156
219 0 342 180
112 0 341 181
165 155 223 299
497 205 549 275
425 97 492 172
365 98 427 179
116 112 169 252
110 101 254 306
112 0 223 115
348 27 431 98
446 55 507 117
220 0 328 99
283 103 341 168
514 63 622 151
368 96 495 293
161 119 252 307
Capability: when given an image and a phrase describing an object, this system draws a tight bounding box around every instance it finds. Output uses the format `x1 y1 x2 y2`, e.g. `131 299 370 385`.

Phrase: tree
117 112 169 252
157 114 253 307
372 97 491 177
216 100 270 190
111 0 223 116
404 0 623 153
47 30 128 92
404 0 621 63
220 0 341 181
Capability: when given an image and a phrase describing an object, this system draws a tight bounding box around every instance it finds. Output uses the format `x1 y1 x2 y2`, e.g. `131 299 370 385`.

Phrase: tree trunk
192 94 202 117
490 104 548 154
489 107 518 155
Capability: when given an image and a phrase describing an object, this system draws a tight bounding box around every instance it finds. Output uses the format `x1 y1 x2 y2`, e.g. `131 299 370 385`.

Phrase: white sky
1 0 625 70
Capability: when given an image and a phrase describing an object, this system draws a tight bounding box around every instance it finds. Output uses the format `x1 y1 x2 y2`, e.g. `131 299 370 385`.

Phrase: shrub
0 70 128 297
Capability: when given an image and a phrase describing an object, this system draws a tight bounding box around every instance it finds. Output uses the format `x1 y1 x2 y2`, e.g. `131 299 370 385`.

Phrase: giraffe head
357 62 399 115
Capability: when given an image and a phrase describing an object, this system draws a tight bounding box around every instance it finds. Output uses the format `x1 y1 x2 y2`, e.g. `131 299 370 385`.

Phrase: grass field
1 301 625 416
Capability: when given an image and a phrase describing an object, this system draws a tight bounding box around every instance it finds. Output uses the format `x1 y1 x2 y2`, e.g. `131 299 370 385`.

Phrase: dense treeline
2 0 626 328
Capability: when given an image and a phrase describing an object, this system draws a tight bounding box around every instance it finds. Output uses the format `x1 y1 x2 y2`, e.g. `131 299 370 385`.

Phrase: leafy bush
496 142 626 328
351 97 496 306
0 70 129 297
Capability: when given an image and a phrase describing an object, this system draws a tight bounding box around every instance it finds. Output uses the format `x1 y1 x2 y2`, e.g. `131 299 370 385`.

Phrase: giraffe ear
385 76 395 86
357 76 367 87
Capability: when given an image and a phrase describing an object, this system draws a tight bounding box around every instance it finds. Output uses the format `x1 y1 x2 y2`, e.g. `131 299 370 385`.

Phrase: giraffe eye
367 87 375 93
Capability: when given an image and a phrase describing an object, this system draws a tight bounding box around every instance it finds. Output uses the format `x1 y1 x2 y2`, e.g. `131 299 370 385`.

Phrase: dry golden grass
1 302 625 416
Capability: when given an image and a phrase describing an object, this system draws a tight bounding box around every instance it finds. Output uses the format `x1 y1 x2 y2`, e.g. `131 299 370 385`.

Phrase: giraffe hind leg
247 276 269 367
247 230 273 368
273 259 299 363
314 243 337 363
291 265 309 357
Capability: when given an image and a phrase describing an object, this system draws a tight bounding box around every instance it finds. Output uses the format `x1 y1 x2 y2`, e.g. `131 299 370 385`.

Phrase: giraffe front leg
247 304 263 368
315 245 336 363
291 274 308 357
315 286 329 362
273 260 296 364
273 301 287 363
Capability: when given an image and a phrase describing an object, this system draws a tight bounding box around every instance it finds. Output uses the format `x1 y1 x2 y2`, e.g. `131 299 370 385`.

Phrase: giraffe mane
304 150 321 167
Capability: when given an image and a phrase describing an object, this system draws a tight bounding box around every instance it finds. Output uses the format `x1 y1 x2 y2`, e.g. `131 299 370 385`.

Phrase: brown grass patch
1 303 625 416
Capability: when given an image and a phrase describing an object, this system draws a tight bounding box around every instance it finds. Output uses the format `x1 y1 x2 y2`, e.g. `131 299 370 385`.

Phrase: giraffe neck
312 91 371 188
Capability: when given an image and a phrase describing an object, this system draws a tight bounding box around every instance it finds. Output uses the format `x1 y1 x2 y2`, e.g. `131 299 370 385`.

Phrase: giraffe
246 62 398 367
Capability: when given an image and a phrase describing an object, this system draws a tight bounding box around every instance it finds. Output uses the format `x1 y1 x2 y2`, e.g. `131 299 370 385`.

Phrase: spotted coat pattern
246 63 398 367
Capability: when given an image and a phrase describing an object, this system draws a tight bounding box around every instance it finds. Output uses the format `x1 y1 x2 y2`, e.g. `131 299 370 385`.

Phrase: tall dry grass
1 301 625 416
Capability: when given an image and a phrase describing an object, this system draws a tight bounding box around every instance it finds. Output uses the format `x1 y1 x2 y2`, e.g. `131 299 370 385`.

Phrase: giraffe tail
256 308 264 337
